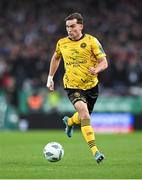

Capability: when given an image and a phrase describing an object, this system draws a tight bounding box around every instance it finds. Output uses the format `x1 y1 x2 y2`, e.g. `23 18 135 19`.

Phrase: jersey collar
68 34 85 41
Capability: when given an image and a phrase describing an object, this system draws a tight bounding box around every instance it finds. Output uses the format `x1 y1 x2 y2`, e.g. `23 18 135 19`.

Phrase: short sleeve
91 37 106 59
55 41 62 58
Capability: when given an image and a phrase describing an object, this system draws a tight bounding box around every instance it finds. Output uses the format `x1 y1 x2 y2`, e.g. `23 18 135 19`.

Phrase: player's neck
74 33 83 40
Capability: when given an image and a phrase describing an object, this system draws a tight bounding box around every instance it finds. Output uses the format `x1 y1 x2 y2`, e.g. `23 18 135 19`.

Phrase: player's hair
65 13 83 24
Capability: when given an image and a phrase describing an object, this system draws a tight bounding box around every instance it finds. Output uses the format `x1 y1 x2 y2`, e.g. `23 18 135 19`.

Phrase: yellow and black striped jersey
55 34 106 90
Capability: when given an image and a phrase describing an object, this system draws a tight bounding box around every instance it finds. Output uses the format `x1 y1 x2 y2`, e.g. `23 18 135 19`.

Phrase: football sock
68 112 80 126
81 119 98 156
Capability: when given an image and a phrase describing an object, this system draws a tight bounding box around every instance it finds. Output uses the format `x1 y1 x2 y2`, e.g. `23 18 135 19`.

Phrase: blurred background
0 0 142 132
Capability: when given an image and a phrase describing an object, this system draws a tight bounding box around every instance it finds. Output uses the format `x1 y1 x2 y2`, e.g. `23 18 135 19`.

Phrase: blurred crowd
0 0 142 106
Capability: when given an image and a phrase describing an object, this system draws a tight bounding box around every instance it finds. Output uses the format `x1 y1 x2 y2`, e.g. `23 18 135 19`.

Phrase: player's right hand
46 75 54 91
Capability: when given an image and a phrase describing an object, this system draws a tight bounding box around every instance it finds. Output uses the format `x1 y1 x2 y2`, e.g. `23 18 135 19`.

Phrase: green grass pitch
0 130 142 179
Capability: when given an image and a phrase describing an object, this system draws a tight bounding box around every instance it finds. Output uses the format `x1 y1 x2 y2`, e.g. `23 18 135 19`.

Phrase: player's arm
89 56 108 75
46 52 61 91
89 37 108 75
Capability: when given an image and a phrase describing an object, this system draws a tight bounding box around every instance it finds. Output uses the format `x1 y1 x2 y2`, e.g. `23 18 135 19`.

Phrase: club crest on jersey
80 43 87 48
74 92 80 98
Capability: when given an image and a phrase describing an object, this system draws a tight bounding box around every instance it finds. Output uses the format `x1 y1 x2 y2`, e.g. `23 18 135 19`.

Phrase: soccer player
47 13 108 163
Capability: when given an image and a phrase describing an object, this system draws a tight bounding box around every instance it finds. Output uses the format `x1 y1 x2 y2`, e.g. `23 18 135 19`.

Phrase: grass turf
0 130 142 179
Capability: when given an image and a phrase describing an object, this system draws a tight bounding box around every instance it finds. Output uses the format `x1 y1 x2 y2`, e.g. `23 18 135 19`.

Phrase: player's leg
74 100 99 155
63 89 82 137
85 85 104 163
75 100 104 163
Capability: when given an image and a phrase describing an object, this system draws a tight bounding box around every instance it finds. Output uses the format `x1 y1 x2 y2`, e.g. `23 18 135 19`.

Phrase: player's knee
81 113 90 120
79 112 90 126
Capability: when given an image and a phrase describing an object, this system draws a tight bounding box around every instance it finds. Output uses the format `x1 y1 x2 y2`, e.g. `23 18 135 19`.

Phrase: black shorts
65 85 99 114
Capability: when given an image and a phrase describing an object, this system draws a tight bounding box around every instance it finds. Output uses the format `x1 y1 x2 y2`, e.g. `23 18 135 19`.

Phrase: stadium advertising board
91 113 134 133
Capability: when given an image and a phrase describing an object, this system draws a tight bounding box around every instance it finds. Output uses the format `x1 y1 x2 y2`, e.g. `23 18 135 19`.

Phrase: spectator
0 0 142 108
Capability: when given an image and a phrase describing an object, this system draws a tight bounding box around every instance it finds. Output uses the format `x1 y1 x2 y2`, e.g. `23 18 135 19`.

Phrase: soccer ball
43 142 64 162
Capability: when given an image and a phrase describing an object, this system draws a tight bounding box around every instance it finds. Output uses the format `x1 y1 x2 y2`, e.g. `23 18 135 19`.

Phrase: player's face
66 19 83 40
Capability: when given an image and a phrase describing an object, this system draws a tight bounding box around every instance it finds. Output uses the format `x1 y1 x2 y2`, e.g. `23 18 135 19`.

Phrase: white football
43 142 64 162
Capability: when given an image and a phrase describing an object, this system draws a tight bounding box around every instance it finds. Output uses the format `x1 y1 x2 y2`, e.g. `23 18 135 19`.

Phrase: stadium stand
0 0 142 109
